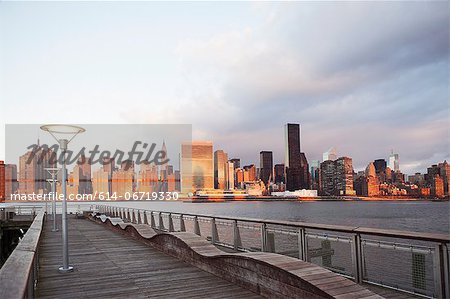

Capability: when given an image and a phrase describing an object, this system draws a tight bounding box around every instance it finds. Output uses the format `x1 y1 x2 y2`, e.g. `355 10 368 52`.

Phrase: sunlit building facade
181 141 214 194
214 150 228 189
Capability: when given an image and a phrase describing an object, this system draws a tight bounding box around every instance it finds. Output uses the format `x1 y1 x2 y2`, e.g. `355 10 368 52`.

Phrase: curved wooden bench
91 213 383 299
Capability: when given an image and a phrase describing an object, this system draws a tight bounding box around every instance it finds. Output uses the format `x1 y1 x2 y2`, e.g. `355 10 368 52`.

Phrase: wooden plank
36 215 262 299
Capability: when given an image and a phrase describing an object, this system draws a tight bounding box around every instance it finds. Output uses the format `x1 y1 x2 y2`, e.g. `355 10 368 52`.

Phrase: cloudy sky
0 2 448 174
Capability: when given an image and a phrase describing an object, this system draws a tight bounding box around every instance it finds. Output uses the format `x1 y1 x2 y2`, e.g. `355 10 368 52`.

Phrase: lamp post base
58 266 74 273
51 228 59 232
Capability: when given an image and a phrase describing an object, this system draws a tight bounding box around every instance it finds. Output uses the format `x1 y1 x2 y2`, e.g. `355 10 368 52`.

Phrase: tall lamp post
45 167 60 232
40 124 85 273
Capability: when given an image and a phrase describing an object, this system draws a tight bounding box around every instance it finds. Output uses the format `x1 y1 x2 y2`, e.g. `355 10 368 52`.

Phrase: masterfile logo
4 124 192 201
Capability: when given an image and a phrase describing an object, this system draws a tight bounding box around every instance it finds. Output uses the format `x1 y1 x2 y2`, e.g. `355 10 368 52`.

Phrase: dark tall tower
285 124 301 191
284 123 310 190
259 151 273 185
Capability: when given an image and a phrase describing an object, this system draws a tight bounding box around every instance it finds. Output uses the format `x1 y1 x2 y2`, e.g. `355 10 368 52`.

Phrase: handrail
0 208 45 299
97 204 450 298
98 206 450 244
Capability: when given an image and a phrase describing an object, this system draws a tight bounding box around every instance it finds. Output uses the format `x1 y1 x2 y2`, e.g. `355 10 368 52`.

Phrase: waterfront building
18 146 56 194
322 147 337 162
431 175 444 197
319 160 336 196
319 157 355 196
284 123 310 191
78 155 92 194
299 153 310 189
235 168 244 189
259 151 273 185
92 168 110 195
214 150 228 189
274 164 285 184
285 123 301 191
310 160 320 190
112 169 134 198
335 157 355 195
102 157 115 176
181 141 214 194
230 158 240 169
365 162 376 177
226 161 234 190
137 161 158 193
408 173 425 187
373 159 387 174
437 161 450 195
243 164 256 182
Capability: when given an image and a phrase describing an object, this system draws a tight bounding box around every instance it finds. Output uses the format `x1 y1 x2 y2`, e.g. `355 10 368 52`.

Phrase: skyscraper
335 157 355 196
226 161 234 190
18 146 56 194
181 141 214 194
214 150 228 189
310 160 320 190
259 151 273 185
78 155 92 194
274 164 285 184
243 164 256 182
388 150 400 172
322 147 337 162
137 161 158 193
230 158 240 169
373 159 387 174
284 123 310 190
285 124 301 191
319 157 355 196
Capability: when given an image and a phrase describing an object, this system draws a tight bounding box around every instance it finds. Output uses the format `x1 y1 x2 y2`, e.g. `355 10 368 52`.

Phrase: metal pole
59 139 73 273
52 173 58 232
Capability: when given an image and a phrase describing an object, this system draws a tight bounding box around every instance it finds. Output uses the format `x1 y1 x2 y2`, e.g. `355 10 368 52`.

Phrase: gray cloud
170 2 449 173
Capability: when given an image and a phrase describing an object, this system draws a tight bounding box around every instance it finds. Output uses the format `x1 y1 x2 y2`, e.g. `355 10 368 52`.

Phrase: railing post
143 211 148 225
434 243 449 299
351 233 364 284
298 228 308 261
233 220 242 250
194 216 201 236
127 209 132 222
180 215 186 232
261 223 268 252
211 218 219 244
150 212 156 228
158 212 165 230
168 214 174 232
136 210 142 224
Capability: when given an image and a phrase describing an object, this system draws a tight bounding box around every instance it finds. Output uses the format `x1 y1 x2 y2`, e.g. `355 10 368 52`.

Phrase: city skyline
0 2 448 174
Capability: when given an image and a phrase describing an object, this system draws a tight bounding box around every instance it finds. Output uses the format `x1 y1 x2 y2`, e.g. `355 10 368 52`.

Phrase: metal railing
96 204 450 299
0 207 45 298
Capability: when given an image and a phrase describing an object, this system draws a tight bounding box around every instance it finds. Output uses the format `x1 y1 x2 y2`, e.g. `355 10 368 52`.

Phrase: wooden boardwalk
36 216 262 299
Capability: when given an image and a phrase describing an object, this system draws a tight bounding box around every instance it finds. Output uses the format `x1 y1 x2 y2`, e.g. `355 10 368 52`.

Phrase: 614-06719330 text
94 191 179 201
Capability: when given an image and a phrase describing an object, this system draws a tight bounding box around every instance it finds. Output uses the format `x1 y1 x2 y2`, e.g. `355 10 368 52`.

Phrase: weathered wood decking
36 216 262 299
